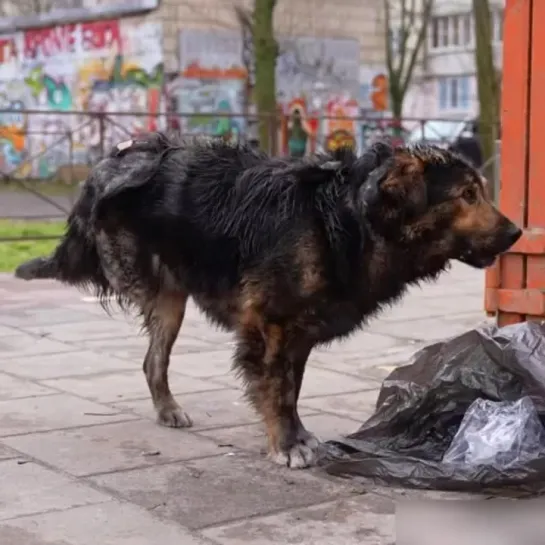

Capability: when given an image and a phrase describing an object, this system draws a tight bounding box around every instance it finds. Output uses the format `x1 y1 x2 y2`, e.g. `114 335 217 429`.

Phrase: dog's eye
462 186 477 203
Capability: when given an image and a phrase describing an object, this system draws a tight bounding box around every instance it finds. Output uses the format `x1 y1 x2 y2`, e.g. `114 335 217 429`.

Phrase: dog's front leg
234 323 319 469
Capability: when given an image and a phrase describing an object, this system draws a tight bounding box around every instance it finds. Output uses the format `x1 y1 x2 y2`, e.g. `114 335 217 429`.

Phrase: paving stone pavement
0 263 492 544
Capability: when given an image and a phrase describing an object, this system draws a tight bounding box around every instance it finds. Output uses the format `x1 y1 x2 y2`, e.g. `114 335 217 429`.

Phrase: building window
438 76 471 110
439 16 449 47
430 13 473 50
431 16 450 48
462 14 472 45
451 15 460 46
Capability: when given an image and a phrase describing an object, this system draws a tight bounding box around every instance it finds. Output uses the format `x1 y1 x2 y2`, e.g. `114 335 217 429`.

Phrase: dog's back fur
15 132 521 468
17 134 398 335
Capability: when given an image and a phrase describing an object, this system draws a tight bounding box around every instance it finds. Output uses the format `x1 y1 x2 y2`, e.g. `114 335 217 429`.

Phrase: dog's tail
14 256 57 280
14 132 176 287
14 215 107 290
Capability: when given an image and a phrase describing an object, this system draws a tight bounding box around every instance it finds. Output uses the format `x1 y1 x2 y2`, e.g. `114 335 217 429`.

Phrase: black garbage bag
318 321 545 494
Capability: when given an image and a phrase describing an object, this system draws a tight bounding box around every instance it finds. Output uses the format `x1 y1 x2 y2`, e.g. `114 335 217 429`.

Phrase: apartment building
404 0 505 120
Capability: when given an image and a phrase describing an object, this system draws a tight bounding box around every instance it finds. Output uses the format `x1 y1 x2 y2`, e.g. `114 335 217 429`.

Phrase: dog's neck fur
355 234 450 320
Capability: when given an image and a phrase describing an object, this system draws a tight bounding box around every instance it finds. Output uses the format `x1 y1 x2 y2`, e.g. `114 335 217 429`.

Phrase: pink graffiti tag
23 20 122 60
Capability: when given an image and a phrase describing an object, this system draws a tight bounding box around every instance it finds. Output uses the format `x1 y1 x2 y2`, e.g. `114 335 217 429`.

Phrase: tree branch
384 0 395 80
400 0 433 97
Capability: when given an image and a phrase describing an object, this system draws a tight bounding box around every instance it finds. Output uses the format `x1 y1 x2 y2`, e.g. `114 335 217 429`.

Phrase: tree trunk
472 0 500 197
252 0 278 154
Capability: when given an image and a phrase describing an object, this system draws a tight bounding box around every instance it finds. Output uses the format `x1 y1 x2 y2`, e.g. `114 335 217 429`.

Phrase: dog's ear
380 154 428 218
362 153 428 230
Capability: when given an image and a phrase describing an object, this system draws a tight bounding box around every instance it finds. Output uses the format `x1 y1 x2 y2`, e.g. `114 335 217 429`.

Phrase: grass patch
0 219 65 273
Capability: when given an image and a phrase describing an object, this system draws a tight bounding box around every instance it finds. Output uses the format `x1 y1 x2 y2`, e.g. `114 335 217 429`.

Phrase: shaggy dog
15 133 522 469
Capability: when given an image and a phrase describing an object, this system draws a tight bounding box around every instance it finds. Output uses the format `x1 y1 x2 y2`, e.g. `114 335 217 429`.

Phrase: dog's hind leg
143 291 192 428
234 321 318 469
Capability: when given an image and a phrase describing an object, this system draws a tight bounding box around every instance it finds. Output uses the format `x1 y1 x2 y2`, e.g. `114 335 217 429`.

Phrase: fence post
98 113 106 159
67 129 76 206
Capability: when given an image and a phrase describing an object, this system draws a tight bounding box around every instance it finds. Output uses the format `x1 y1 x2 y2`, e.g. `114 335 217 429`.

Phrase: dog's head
347 142 522 269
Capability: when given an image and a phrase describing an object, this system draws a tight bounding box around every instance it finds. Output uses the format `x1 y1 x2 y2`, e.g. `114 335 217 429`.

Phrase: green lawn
0 220 65 273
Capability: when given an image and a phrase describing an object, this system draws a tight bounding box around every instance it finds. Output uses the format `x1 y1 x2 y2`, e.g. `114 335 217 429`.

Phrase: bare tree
252 0 278 153
472 0 500 192
384 0 434 122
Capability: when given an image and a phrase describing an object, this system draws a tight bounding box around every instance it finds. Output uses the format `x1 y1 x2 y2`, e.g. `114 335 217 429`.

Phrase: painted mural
173 29 246 141
0 19 164 178
276 36 361 154
175 29 361 151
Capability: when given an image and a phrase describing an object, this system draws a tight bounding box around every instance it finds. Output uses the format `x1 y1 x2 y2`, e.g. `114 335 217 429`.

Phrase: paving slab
40 369 227 404
0 264 491 543
0 325 21 337
201 494 395 545
312 344 424 383
300 389 381 423
112 387 317 432
3 420 224 477
0 333 74 359
0 350 134 379
75 334 224 361
0 372 58 401
0 394 137 437
24 319 140 342
0 502 210 545
314 331 401 357
0 444 19 461
0 304 96 328
366 316 483 343
0 459 110 521
88 452 356 530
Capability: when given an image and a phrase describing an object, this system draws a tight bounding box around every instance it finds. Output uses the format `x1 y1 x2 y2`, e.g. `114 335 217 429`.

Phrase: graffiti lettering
0 20 164 178
0 37 17 65
23 20 122 61
80 21 122 53
24 24 78 59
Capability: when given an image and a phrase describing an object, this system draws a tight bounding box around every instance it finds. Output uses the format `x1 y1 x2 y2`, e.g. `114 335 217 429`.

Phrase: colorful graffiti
176 30 360 150
174 29 246 141
0 19 164 178
275 37 361 153
323 96 359 152
285 98 318 157
174 78 244 140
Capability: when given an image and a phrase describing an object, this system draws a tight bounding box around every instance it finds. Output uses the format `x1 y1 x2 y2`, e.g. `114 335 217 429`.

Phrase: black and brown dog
15 134 522 468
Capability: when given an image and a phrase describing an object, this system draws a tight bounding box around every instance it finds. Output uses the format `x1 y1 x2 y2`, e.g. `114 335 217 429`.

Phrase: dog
14 133 522 469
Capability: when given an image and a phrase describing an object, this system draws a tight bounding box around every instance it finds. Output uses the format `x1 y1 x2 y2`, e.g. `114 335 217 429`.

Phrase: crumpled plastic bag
442 397 545 468
318 321 545 494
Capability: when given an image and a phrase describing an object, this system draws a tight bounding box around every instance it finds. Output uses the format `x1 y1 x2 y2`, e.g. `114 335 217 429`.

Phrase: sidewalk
0 263 489 544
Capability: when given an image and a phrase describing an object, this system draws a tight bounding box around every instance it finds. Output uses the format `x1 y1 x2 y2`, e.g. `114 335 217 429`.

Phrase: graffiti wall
0 19 164 178
172 29 246 141
174 29 360 151
276 36 361 154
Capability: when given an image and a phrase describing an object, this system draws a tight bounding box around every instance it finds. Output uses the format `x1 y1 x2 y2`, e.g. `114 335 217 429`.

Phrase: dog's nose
507 224 523 246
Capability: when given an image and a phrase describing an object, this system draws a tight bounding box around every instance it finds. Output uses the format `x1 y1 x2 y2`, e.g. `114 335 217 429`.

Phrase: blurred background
0 0 504 265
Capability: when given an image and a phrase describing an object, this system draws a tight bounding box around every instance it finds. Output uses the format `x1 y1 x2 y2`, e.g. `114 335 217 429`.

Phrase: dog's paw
157 406 193 428
269 434 320 469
